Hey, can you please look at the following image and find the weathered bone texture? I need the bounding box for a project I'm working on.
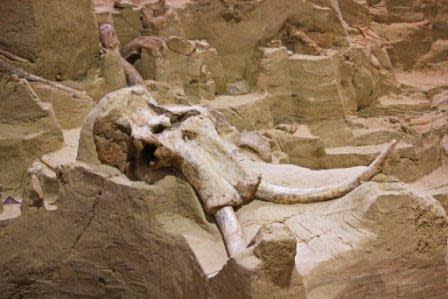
[121,57,146,86]
[79,87,396,257]
[131,108,261,213]
[166,36,196,56]
[237,130,273,162]
[98,23,120,50]
[29,174,44,208]
[97,23,146,89]
[215,206,247,257]
[0,58,88,99]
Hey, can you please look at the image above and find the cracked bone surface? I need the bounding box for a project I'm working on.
[2,0,448,296]
[79,86,395,256]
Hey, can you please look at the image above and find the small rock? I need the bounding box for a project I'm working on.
[275,123,298,134]
[249,223,297,285]
[194,39,210,49]
[267,40,282,48]
[11,74,20,82]
[227,80,250,95]
[22,161,59,211]
[166,36,196,56]
[114,0,134,9]
[389,117,400,124]
[442,136,448,157]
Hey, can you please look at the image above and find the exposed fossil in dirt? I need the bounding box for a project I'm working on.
[1,0,448,297]
[81,86,396,256]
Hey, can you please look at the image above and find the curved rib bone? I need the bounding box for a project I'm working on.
[256,140,397,204]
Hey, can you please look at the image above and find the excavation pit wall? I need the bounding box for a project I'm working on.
[2,159,447,298]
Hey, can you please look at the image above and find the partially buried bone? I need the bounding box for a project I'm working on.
[86,87,397,257]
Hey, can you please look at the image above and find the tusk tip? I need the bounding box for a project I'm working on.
[389,139,398,150]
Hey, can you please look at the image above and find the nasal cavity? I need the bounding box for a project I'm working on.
[141,143,158,165]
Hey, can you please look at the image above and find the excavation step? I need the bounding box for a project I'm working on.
[40,128,80,170]
[206,92,273,131]
[410,164,448,212]
[322,140,442,182]
[396,66,448,96]
[346,116,404,146]
[265,125,325,169]
[323,142,413,167]
[349,127,404,146]
[363,96,436,117]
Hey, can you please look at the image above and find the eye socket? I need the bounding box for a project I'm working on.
[152,124,165,134]
[141,143,158,165]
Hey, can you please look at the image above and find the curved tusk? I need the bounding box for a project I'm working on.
[256,140,397,204]
[214,206,247,257]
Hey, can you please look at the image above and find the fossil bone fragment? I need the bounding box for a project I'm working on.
[121,57,146,86]
[97,23,147,89]
[0,58,88,100]
[122,36,166,62]
[84,87,397,257]
[237,130,273,162]
[215,206,247,256]
[29,174,44,208]
[99,23,120,51]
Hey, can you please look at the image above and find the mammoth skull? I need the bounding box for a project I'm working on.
[86,86,396,257]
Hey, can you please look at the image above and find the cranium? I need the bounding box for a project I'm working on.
[80,86,396,257]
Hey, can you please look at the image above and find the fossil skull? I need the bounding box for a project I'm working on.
[81,86,396,257]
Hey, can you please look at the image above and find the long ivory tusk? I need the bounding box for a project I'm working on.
[214,206,247,257]
[256,140,397,204]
